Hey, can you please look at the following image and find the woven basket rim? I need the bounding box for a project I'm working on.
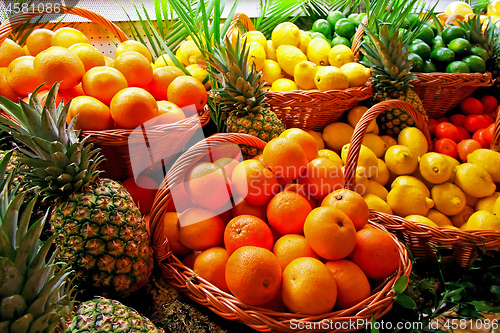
[411,71,494,87]
[265,83,373,97]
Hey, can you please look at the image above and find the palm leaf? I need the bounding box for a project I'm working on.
[254,0,307,39]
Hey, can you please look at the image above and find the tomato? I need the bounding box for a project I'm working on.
[437,117,449,123]
[482,113,495,125]
[428,118,439,137]
[456,126,471,141]
[472,129,490,148]
[460,97,484,115]
[463,114,491,133]
[480,95,498,114]
[435,122,460,142]
[434,138,459,159]
[486,123,495,142]
[450,113,466,127]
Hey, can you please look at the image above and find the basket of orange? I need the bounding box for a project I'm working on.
[148,129,412,332]
[0,4,210,180]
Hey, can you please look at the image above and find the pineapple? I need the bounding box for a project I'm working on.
[206,37,284,156]
[64,297,162,332]
[0,150,74,332]
[361,24,428,136]
[0,84,154,298]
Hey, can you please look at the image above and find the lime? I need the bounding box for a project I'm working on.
[416,26,435,44]
[430,47,455,63]
[408,53,424,72]
[412,38,425,44]
[309,31,329,41]
[425,22,439,37]
[331,35,351,47]
[442,25,466,44]
[470,46,490,62]
[402,18,411,29]
[410,41,431,60]
[348,13,360,26]
[448,37,471,55]
[431,36,446,50]
[446,61,470,73]
[462,55,486,73]
[335,18,356,39]
[358,13,367,22]
[407,13,421,28]
[327,10,345,30]
[422,60,437,73]
[313,19,332,38]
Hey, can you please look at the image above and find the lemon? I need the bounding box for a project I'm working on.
[465,192,480,208]
[317,149,343,166]
[454,163,496,198]
[339,62,372,87]
[419,152,453,185]
[314,66,349,90]
[308,130,325,150]
[341,143,378,178]
[493,196,500,215]
[176,40,205,66]
[380,135,398,149]
[450,205,475,228]
[298,30,312,54]
[431,182,466,216]
[153,53,175,68]
[391,175,431,198]
[265,40,277,61]
[442,154,460,182]
[371,123,380,135]
[405,215,439,227]
[445,1,473,17]
[363,193,393,214]
[246,42,266,71]
[328,45,355,68]
[347,106,376,132]
[271,22,301,48]
[293,61,318,90]
[365,179,389,201]
[186,64,210,89]
[354,166,369,195]
[426,209,454,227]
[362,133,387,158]
[370,158,390,186]
[461,210,500,231]
[476,192,500,212]
[385,145,418,175]
[276,45,307,76]
[322,122,353,151]
[467,149,500,183]
[387,185,434,217]
[270,78,298,91]
[397,127,428,157]
[261,59,284,85]
[307,38,331,66]
[242,30,267,48]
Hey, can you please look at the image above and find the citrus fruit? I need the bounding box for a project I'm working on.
[391,175,431,198]
[0,67,20,102]
[321,189,369,230]
[454,163,496,198]
[51,27,89,48]
[247,42,266,71]
[193,247,230,292]
[363,193,393,214]
[339,62,371,87]
[317,149,343,165]
[384,145,418,175]
[314,66,349,90]
[167,75,207,113]
[457,139,482,162]
[279,129,319,160]
[431,182,467,216]
[115,40,153,63]
[476,192,500,212]
[0,38,25,67]
[66,95,113,130]
[409,41,431,60]
[307,37,331,66]
[442,25,466,44]
[398,127,428,157]
[331,35,351,47]
[445,1,473,17]
[362,133,387,158]
[68,43,106,71]
[405,215,439,227]
[7,56,43,96]
[370,158,390,186]
[271,22,301,48]
[325,259,371,309]
[387,185,434,217]
[231,159,280,206]
[113,51,153,87]
[161,212,190,256]
[416,26,435,45]
[446,61,470,73]
[466,149,500,183]
[461,210,500,231]
[265,40,278,61]
[480,95,498,114]
[426,209,454,227]
[33,46,85,90]
[110,87,159,129]
[450,205,475,228]
[327,10,346,29]
[155,100,186,124]
[26,29,54,57]
[430,47,455,64]
[273,234,320,270]
[148,66,185,100]
[299,157,344,201]
[153,54,175,68]
[270,78,298,91]
[448,38,471,55]
[347,106,375,132]
[178,207,225,250]
[322,122,353,151]
[275,44,307,77]
[267,190,312,234]
[224,215,274,255]
[176,40,205,66]
[262,59,285,86]
[312,19,332,38]
[341,143,378,178]
[263,137,307,182]
[81,66,128,105]
[231,199,267,221]
[335,18,356,39]
[364,179,389,201]
[419,152,453,184]
[242,30,267,48]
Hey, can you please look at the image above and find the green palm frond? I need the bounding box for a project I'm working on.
[254,0,308,39]
[300,0,365,22]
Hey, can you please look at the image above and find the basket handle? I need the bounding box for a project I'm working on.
[491,105,500,152]
[0,5,129,44]
[149,133,267,263]
[343,99,432,191]
[352,15,368,62]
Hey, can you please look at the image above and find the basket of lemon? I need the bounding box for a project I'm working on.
[344,99,500,267]
[0,4,211,180]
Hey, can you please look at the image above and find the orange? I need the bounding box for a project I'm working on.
[325,259,371,309]
[213,157,240,180]
[457,139,482,162]
[166,181,193,213]
[161,211,190,256]
[208,142,242,161]
[51,27,90,48]
[184,162,232,211]
[181,250,202,269]
[121,175,158,214]
[104,56,114,67]
[7,56,43,96]
[279,128,318,161]
[193,247,230,293]
[0,67,20,102]
[82,66,128,105]
[272,234,320,270]
[303,206,357,260]
[225,246,282,306]
[26,28,54,56]
[281,257,337,315]
[263,137,307,182]
[155,100,186,125]
[299,157,345,201]
[110,87,159,129]
[68,43,106,71]
[321,189,369,230]
[284,183,317,208]
[63,82,85,98]
[231,159,280,206]
[36,89,71,106]
[148,66,185,100]
[33,46,85,90]
[167,76,207,114]
[115,40,153,63]
[224,215,274,255]
[0,38,26,67]
[178,207,225,250]
[112,51,153,87]
[67,96,114,130]
[231,198,267,221]
[349,227,400,280]
[267,190,312,234]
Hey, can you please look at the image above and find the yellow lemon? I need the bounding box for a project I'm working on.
[397,127,428,157]
[328,45,354,68]
[391,175,431,198]
[265,40,277,61]
[261,59,284,85]
[308,130,325,150]
[322,122,353,151]
[387,185,434,217]
[380,135,398,149]
[271,22,301,48]
[341,143,378,178]
[354,166,369,195]
[466,149,500,183]
[363,193,393,214]
[370,158,390,186]
[347,106,376,132]
[247,42,266,71]
[442,154,460,182]
[385,145,418,175]
[461,210,500,231]
[362,133,387,158]
[476,192,500,212]
[314,66,349,90]
[419,152,453,185]
[307,38,331,66]
[445,1,473,17]
[317,149,343,166]
[298,30,312,54]
[405,215,439,227]
[465,192,480,208]
[276,45,307,76]
[371,123,380,135]
[294,61,318,90]
[339,62,371,87]
[450,205,475,228]
[426,209,454,227]
[365,179,389,201]
[176,40,205,66]
[431,182,466,216]
[242,30,267,48]
[454,163,496,198]
[487,1,500,16]
[270,78,298,91]
[115,40,152,62]
[186,64,210,89]
[153,53,175,68]
[493,196,500,215]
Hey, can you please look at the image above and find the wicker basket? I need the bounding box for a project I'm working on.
[0,5,210,180]
[491,105,500,152]
[344,99,500,267]
[149,132,412,333]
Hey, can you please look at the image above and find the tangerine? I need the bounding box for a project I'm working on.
[155,101,186,125]
[267,190,312,234]
[272,234,320,270]
[231,159,280,206]
[51,27,90,48]
[161,211,190,256]
[263,137,307,182]
[26,28,54,56]
[112,51,153,87]
[193,247,230,293]
[457,139,482,162]
[167,75,207,114]
[321,189,369,230]
[299,157,345,201]
[33,46,85,90]
[325,259,371,309]
[178,207,225,251]
[82,66,128,105]
[7,56,43,96]
[109,87,159,129]
[0,67,20,102]
[68,43,106,71]
[224,215,274,255]
[67,95,114,130]
[279,128,318,161]
[0,38,25,67]
[115,40,153,62]
[149,66,185,100]
[231,198,268,221]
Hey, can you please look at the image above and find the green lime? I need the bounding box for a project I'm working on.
[402,18,411,29]
[358,13,367,23]
[442,25,466,44]
[335,18,356,39]
[425,22,439,37]
[312,19,332,38]
[412,38,425,44]
[416,26,435,44]
[446,61,470,73]
[448,37,471,55]
[430,47,455,63]
[348,13,360,25]
[331,35,351,47]
[408,52,424,72]
[327,10,345,30]
[423,60,437,73]
[470,46,490,62]
[462,55,486,73]
[407,13,421,29]
[409,41,431,60]
[309,31,329,41]
[431,36,446,50]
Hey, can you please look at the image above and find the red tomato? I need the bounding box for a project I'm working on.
[480,95,498,114]
[428,118,439,137]
[482,113,495,125]
[437,117,449,123]
[450,114,466,127]
[463,114,491,133]
[460,97,484,115]
[435,122,460,142]
[456,126,471,141]
[434,138,459,159]
[472,129,490,148]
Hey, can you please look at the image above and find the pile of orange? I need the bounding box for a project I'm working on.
[0,27,209,131]
[162,128,402,315]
